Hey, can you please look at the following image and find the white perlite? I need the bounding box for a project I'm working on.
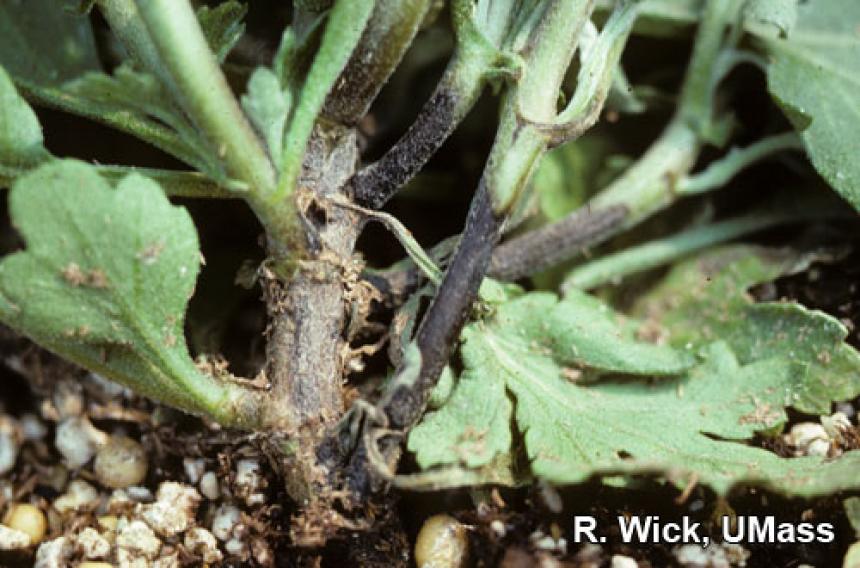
[54,417,104,468]
[211,504,242,541]
[199,471,220,500]
[75,527,111,559]
[138,482,201,537]
[53,480,100,514]
[184,527,224,564]
[34,537,71,568]
[235,459,266,506]
[116,519,162,560]
[0,523,31,550]
[611,554,639,568]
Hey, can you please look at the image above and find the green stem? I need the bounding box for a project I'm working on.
[95,167,246,198]
[679,132,802,194]
[18,82,209,172]
[561,210,801,291]
[276,0,375,199]
[678,0,742,133]
[589,118,700,227]
[132,0,276,197]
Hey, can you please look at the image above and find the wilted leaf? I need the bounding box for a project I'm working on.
[0,66,50,178]
[198,1,247,62]
[633,245,860,414]
[0,0,100,86]
[754,0,860,209]
[0,161,248,423]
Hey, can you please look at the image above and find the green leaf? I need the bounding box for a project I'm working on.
[0,66,50,178]
[410,290,695,471]
[62,65,225,179]
[277,0,375,196]
[197,1,247,62]
[242,68,291,170]
[0,161,254,425]
[596,0,703,38]
[0,0,100,86]
[845,496,860,538]
[754,0,860,209]
[411,287,860,496]
[408,358,513,469]
[532,134,620,222]
[743,0,797,38]
[633,245,860,414]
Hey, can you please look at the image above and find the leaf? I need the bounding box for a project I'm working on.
[62,65,225,179]
[410,291,695,471]
[0,66,50,178]
[242,68,290,169]
[754,0,860,210]
[0,161,248,423]
[0,0,100,86]
[846,496,860,538]
[411,287,860,496]
[277,0,375,195]
[743,0,797,38]
[633,245,860,414]
[197,1,247,62]
[596,0,703,38]
[408,359,513,469]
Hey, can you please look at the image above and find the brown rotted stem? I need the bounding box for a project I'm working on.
[488,203,629,281]
[345,180,501,497]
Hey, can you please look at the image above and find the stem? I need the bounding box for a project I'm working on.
[350,53,492,209]
[95,167,245,198]
[18,82,210,172]
[379,182,501,430]
[323,0,434,124]
[489,1,747,280]
[276,0,375,199]
[561,211,801,291]
[678,0,741,132]
[680,132,802,194]
[132,0,276,197]
[488,204,628,280]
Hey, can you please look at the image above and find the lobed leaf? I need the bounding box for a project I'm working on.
[411,248,860,495]
[197,1,247,62]
[410,290,695,472]
[633,245,860,414]
[0,161,253,424]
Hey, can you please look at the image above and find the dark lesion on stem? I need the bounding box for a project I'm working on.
[343,179,503,498]
[489,203,629,281]
[350,85,461,210]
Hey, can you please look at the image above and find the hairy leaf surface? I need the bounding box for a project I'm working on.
[755,0,860,209]
[634,245,860,414]
[0,67,50,178]
[0,161,249,423]
[411,254,860,495]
